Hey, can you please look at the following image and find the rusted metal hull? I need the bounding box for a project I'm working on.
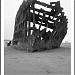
[13,0,68,52]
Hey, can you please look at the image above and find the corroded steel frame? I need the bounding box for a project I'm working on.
[13,0,68,52]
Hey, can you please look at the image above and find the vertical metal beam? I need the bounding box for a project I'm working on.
[28,5,31,36]
[25,10,27,36]
[32,1,36,27]
[39,11,45,30]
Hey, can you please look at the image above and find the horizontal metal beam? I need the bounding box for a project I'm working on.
[35,1,60,9]
[35,21,55,29]
[30,7,56,16]
[30,7,63,17]
[30,12,55,22]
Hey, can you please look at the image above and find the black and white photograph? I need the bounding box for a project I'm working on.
[4,0,74,75]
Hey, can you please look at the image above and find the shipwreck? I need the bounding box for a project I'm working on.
[12,0,68,52]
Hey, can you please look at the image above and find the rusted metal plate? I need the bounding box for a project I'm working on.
[13,0,68,52]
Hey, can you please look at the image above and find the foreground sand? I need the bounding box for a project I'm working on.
[4,43,71,75]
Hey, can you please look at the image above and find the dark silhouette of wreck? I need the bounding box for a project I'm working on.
[13,0,68,52]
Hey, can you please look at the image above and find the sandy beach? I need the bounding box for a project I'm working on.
[4,43,71,75]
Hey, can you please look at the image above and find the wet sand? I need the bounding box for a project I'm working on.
[4,43,71,75]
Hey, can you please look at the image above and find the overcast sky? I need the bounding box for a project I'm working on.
[4,0,71,42]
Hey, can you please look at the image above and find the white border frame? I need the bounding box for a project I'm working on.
[1,0,4,75]
[1,0,74,75]
[71,0,74,75]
